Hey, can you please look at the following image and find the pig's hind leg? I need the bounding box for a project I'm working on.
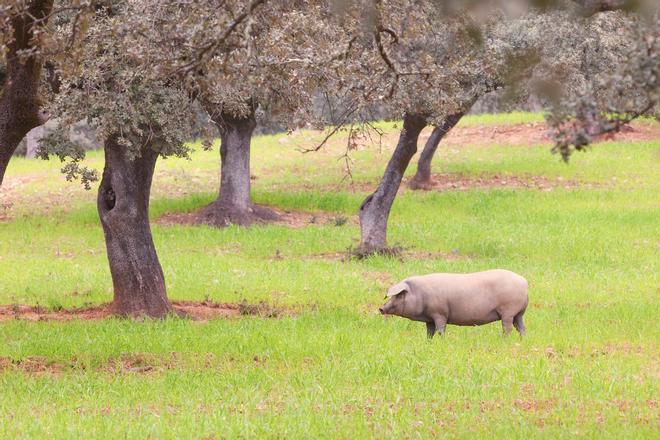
[513,312,526,336]
[433,316,447,337]
[501,315,514,336]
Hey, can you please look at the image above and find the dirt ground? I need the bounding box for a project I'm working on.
[308,249,469,262]
[279,171,596,196]
[409,173,591,192]
[0,300,285,323]
[426,121,660,148]
[155,206,357,228]
[0,352,219,375]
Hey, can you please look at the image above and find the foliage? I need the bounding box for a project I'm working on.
[35,1,197,185]
[545,10,659,160]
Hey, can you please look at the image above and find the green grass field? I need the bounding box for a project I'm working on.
[0,114,658,438]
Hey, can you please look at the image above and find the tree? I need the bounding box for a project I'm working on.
[43,0,327,316]
[408,110,468,190]
[197,102,281,227]
[157,2,336,227]
[164,0,283,227]
[406,3,658,186]
[326,0,510,254]
[97,135,172,317]
[329,0,656,255]
[0,0,93,187]
[0,1,52,188]
[358,113,426,254]
[43,3,202,317]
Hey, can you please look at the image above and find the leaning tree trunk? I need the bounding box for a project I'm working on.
[0,0,52,188]
[199,107,278,226]
[98,136,172,318]
[25,125,44,159]
[358,113,427,255]
[408,112,465,190]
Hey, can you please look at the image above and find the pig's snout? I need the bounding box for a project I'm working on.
[379,307,385,314]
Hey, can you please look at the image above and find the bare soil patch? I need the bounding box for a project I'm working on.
[307,251,353,261]
[275,209,356,228]
[0,356,67,375]
[408,172,591,192]
[0,350,291,376]
[404,249,469,261]
[0,300,287,323]
[196,202,281,227]
[527,343,653,360]
[155,205,357,229]
[153,211,198,226]
[433,121,660,148]
[278,172,595,195]
[309,248,469,262]
[0,353,191,376]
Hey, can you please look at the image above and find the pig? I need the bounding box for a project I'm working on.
[379,269,528,338]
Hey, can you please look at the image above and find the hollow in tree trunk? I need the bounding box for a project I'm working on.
[358,113,426,255]
[98,136,172,318]
[198,108,279,226]
[0,0,52,188]
[408,112,464,190]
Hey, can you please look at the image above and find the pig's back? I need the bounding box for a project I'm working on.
[410,270,525,293]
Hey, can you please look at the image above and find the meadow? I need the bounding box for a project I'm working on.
[0,113,658,438]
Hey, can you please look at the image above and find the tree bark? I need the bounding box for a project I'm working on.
[358,113,426,255]
[98,136,172,318]
[0,0,52,187]
[408,112,464,190]
[199,107,278,226]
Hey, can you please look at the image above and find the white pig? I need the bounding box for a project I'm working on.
[379,269,528,338]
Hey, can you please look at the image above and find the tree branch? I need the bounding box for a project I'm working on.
[175,0,267,76]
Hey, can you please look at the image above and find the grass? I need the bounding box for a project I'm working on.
[0,112,658,438]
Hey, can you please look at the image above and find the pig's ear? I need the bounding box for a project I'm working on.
[387,281,408,297]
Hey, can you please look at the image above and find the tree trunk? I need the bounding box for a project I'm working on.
[25,125,44,159]
[98,136,172,318]
[199,107,279,226]
[358,113,426,255]
[409,112,464,190]
[0,0,52,188]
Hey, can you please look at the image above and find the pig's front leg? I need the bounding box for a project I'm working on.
[426,322,436,339]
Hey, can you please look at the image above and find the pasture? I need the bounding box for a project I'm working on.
[0,113,658,438]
